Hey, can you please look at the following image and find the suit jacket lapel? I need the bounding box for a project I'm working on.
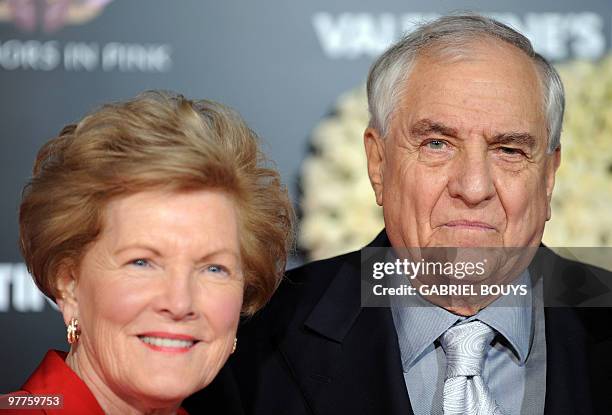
[279,231,414,415]
[278,237,611,414]
[533,248,601,414]
[543,307,593,414]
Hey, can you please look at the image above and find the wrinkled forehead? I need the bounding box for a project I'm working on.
[422,37,543,104]
[420,36,533,63]
[393,38,547,139]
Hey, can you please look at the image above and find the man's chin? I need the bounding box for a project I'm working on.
[428,231,503,248]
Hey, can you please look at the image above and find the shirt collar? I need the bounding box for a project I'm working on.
[391,269,534,370]
[470,270,533,364]
[391,295,459,370]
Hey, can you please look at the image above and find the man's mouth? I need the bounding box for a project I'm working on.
[444,220,495,230]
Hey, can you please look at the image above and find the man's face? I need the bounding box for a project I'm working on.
[365,41,561,249]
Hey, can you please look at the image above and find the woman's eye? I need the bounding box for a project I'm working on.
[206,264,229,275]
[130,258,150,267]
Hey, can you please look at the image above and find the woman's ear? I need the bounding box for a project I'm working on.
[55,263,79,326]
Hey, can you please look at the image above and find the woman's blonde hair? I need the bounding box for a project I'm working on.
[19,91,294,315]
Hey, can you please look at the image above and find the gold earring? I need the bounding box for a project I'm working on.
[231,337,237,354]
[67,318,80,344]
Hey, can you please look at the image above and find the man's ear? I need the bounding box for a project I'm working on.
[364,127,386,206]
[55,263,79,326]
[545,146,561,221]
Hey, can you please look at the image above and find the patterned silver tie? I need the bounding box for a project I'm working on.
[440,321,506,415]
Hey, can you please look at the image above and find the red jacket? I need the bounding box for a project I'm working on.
[2,350,189,414]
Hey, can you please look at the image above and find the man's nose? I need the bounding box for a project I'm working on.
[155,268,197,321]
[447,150,496,206]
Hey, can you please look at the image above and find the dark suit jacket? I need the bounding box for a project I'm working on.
[186,230,612,415]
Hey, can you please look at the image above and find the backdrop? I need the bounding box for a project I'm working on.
[1,0,611,391]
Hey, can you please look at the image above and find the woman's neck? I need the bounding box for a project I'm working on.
[65,346,182,415]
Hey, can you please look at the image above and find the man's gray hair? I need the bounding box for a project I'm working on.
[366,14,564,153]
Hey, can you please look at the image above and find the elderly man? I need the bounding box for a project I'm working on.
[186,14,612,415]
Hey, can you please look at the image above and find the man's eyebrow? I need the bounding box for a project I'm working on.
[410,119,459,138]
[490,132,537,149]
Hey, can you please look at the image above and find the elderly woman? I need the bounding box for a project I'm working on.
[9,91,293,414]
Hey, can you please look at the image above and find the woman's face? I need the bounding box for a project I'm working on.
[61,189,244,407]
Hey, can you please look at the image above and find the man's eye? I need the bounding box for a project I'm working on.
[499,147,524,156]
[425,139,446,150]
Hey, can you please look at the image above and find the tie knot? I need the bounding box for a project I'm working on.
[440,320,495,379]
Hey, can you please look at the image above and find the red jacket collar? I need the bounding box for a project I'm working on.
[21,350,189,415]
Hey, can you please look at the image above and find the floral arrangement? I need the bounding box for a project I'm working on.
[299,57,612,261]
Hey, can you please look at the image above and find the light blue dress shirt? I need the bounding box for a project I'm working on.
[390,271,547,415]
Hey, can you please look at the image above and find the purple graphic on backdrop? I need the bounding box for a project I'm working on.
[0,0,113,32]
